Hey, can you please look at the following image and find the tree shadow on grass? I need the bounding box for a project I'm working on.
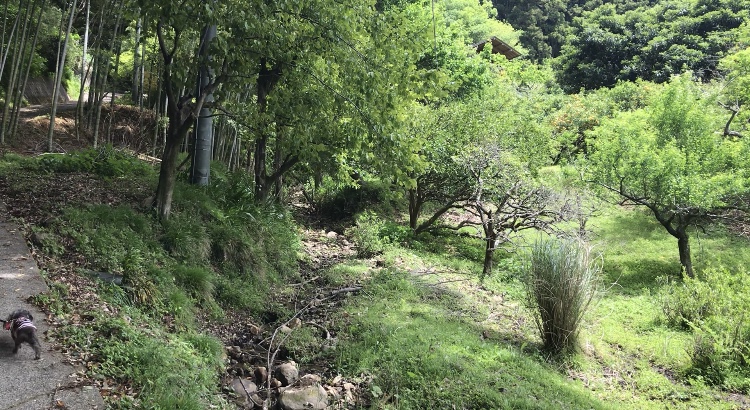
[339,272,613,410]
[603,257,680,295]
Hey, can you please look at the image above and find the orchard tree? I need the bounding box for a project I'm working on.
[586,75,750,277]
[405,102,477,234]
[462,142,570,277]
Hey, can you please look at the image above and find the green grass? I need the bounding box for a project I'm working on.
[321,203,750,409]
[334,270,609,409]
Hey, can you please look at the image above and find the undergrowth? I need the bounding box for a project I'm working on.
[3,150,300,408]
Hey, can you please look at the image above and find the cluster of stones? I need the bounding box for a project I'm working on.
[228,349,361,410]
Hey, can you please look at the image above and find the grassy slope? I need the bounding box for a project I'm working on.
[325,206,749,409]
[1,146,748,408]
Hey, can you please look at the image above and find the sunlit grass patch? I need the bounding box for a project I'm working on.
[334,269,609,410]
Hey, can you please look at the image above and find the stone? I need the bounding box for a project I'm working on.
[274,361,299,387]
[278,384,328,410]
[231,378,257,404]
[289,318,302,329]
[326,231,338,239]
[298,374,322,387]
[254,366,268,385]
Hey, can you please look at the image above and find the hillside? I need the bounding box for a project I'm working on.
[0,105,748,409]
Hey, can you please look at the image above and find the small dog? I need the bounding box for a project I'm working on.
[3,309,41,360]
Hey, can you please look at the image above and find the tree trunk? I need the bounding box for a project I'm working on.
[156,126,182,221]
[189,25,216,186]
[10,0,45,139]
[0,0,26,144]
[253,60,281,202]
[482,220,496,278]
[47,0,78,151]
[408,189,420,231]
[0,0,21,89]
[131,15,142,105]
[677,228,694,278]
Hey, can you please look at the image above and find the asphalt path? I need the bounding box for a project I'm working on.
[0,203,104,410]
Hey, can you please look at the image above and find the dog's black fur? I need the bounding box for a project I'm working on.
[5,309,41,359]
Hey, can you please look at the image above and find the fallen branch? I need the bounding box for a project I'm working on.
[305,321,331,340]
[327,286,362,298]
[427,278,471,287]
[290,275,320,287]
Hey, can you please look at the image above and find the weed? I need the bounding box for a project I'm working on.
[661,266,750,390]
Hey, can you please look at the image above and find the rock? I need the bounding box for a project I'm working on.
[298,374,322,387]
[248,324,261,335]
[326,231,338,239]
[254,366,268,385]
[228,345,242,357]
[274,361,299,386]
[270,378,283,389]
[141,196,155,209]
[230,378,257,405]
[30,231,46,247]
[279,325,293,334]
[278,384,328,410]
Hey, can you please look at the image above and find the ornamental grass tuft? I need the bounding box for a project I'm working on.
[524,237,602,353]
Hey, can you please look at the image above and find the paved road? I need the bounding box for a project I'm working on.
[0,203,104,410]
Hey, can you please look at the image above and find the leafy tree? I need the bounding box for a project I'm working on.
[138,0,425,219]
[404,101,476,234]
[586,75,750,277]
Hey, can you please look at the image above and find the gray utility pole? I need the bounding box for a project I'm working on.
[190,24,217,186]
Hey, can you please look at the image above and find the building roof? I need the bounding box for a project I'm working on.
[473,36,521,60]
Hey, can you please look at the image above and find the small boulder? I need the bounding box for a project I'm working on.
[289,318,302,329]
[230,378,257,405]
[274,361,299,386]
[254,366,268,385]
[298,374,322,387]
[326,231,338,239]
[278,384,328,410]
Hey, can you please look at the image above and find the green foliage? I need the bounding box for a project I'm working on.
[346,211,391,258]
[161,214,211,265]
[523,237,602,353]
[555,0,748,92]
[587,75,750,274]
[660,266,750,389]
[60,205,164,276]
[172,265,215,303]
[54,313,225,409]
[34,146,156,178]
[316,178,395,220]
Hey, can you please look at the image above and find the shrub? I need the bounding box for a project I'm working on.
[523,237,602,353]
[347,211,389,258]
[316,178,394,219]
[660,266,750,389]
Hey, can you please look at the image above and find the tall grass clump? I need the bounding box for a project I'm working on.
[523,237,602,353]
